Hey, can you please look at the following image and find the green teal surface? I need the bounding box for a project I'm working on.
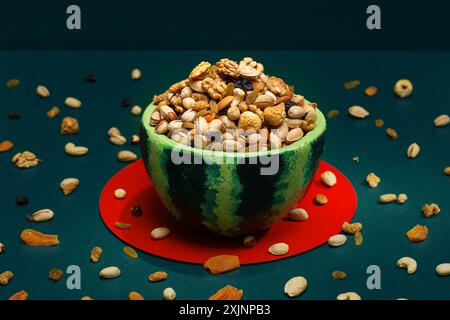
[1,51,449,300]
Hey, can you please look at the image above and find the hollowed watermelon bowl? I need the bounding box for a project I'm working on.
[140,103,326,236]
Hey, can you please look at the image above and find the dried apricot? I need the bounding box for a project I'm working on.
[406,225,428,242]
[204,255,240,275]
[9,290,28,300]
[209,285,243,300]
[128,291,144,300]
[20,229,59,246]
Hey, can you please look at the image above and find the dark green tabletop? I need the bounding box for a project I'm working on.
[1,51,449,300]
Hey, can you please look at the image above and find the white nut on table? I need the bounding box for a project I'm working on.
[328,234,347,247]
[163,287,176,300]
[284,276,307,298]
[26,209,54,222]
[100,266,121,279]
[396,257,417,275]
[114,188,127,199]
[151,227,171,240]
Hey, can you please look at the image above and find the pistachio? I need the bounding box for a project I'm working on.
[118,150,138,162]
[254,94,275,109]
[60,178,79,195]
[268,243,289,256]
[286,128,304,144]
[159,105,177,121]
[131,134,140,145]
[64,97,82,109]
[36,85,50,98]
[65,142,88,156]
[155,120,169,134]
[288,105,306,119]
[150,111,161,125]
[151,227,170,240]
[100,266,121,279]
[27,208,54,222]
[337,292,362,300]
[328,234,347,247]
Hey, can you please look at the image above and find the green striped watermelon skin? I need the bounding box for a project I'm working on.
[140,104,326,236]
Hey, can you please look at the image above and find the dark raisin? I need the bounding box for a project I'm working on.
[233,77,253,91]
[8,112,20,120]
[84,73,96,82]
[16,196,29,205]
[121,98,131,107]
[131,205,142,217]
[284,101,296,109]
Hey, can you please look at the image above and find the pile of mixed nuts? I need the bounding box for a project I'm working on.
[151,57,319,152]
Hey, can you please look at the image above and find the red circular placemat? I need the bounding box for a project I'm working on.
[99,160,357,265]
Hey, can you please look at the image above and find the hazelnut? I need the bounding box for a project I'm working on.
[264,104,286,126]
[238,111,262,131]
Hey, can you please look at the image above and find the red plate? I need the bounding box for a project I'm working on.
[99,160,357,264]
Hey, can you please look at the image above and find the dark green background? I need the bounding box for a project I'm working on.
[2,0,450,50]
[0,51,449,300]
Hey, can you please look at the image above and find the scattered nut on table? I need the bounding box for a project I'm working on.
[99,266,121,279]
[366,172,381,188]
[328,234,347,247]
[26,208,54,222]
[288,208,309,221]
[114,188,127,199]
[60,178,79,195]
[12,151,40,168]
[36,85,50,98]
[163,287,176,300]
[284,276,307,298]
[422,203,440,217]
[321,171,337,187]
[151,227,171,240]
[394,79,413,98]
[396,257,417,274]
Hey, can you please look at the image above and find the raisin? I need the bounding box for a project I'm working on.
[121,97,131,107]
[84,73,96,82]
[8,112,20,120]
[16,196,29,206]
[284,101,296,109]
